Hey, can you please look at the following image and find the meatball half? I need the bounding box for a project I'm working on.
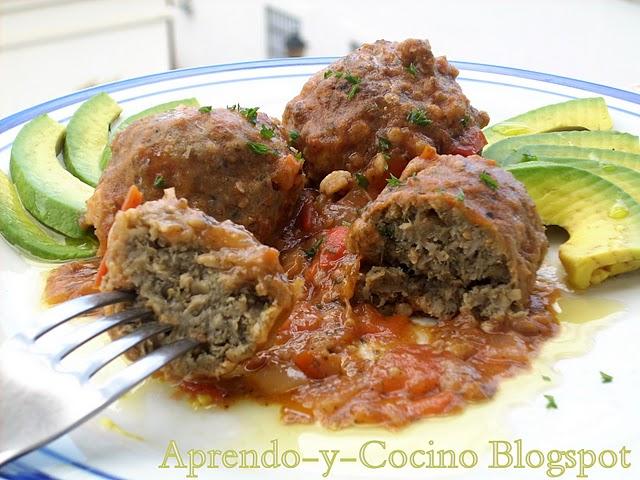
[100,189,294,379]
[348,154,547,320]
[85,106,304,252]
[283,39,489,186]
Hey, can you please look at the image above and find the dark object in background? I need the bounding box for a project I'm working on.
[286,32,306,57]
[266,6,303,58]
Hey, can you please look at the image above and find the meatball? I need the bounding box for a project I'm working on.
[283,39,489,186]
[85,106,304,252]
[100,189,295,379]
[348,153,547,320]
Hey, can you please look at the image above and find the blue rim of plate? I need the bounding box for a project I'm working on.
[0,57,639,135]
[0,57,639,480]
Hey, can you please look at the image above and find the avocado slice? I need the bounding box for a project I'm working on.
[99,97,199,170]
[64,93,122,186]
[507,161,640,288]
[0,170,97,260]
[505,144,640,171]
[483,97,612,146]
[10,115,94,238]
[484,130,640,165]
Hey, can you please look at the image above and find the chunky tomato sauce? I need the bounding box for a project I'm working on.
[45,187,559,429]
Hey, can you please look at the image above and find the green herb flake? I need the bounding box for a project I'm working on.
[406,62,418,76]
[355,172,369,189]
[240,106,259,125]
[304,238,324,259]
[600,371,613,383]
[460,115,470,127]
[407,108,431,126]
[294,151,304,162]
[455,189,465,202]
[247,141,271,155]
[386,174,405,188]
[544,394,558,409]
[289,130,300,142]
[333,71,344,79]
[226,103,240,111]
[324,70,334,79]
[259,124,275,140]
[345,73,360,85]
[198,105,212,113]
[521,153,538,162]
[378,136,391,152]
[153,174,166,188]
[347,84,360,100]
[479,171,499,190]
[542,375,551,382]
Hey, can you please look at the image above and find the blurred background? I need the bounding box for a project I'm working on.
[1,0,639,118]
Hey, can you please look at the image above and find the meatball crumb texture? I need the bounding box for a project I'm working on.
[283,39,490,186]
[85,106,304,253]
[100,189,295,380]
[348,154,547,320]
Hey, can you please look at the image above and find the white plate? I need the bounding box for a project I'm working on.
[1,59,639,480]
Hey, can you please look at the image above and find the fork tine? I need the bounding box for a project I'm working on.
[25,291,135,341]
[77,322,172,380]
[99,339,199,400]
[49,308,152,361]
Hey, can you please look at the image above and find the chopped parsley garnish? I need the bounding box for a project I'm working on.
[378,136,391,152]
[304,238,324,259]
[226,103,240,111]
[544,394,558,409]
[386,174,404,188]
[600,371,613,383]
[259,124,275,140]
[460,115,470,127]
[455,189,465,202]
[345,73,360,85]
[542,375,551,382]
[521,153,538,162]
[324,70,333,79]
[355,172,369,189]
[240,106,259,125]
[198,105,212,113]
[480,171,499,190]
[407,108,431,126]
[153,174,166,188]
[406,62,418,76]
[333,71,344,78]
[294,151,304,162]
[289,129,300,142]
[347,84,360,100]
[247,141,271,155]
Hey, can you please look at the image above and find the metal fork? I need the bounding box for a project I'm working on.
[0,291,199,467]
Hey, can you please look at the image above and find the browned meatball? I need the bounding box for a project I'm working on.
[283,39,490,187]
[85,106,304,252]
[348,153,547,320]
[101,189,294,379]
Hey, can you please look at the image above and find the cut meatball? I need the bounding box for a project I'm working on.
[283,39,489,186]
[100,189,294,379]
[85,106,304,253]
[348,153,547,320]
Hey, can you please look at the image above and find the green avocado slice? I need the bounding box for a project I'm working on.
[506,161,640,289]
[484,130,640,165]
[99,97,199,170]
[0,170,97,260]
[504,144,640,171]
[64,93,122,186]
[483,97,612,146]
[10,114,94,238]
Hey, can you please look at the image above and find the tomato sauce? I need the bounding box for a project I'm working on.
[44,187,559,429]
